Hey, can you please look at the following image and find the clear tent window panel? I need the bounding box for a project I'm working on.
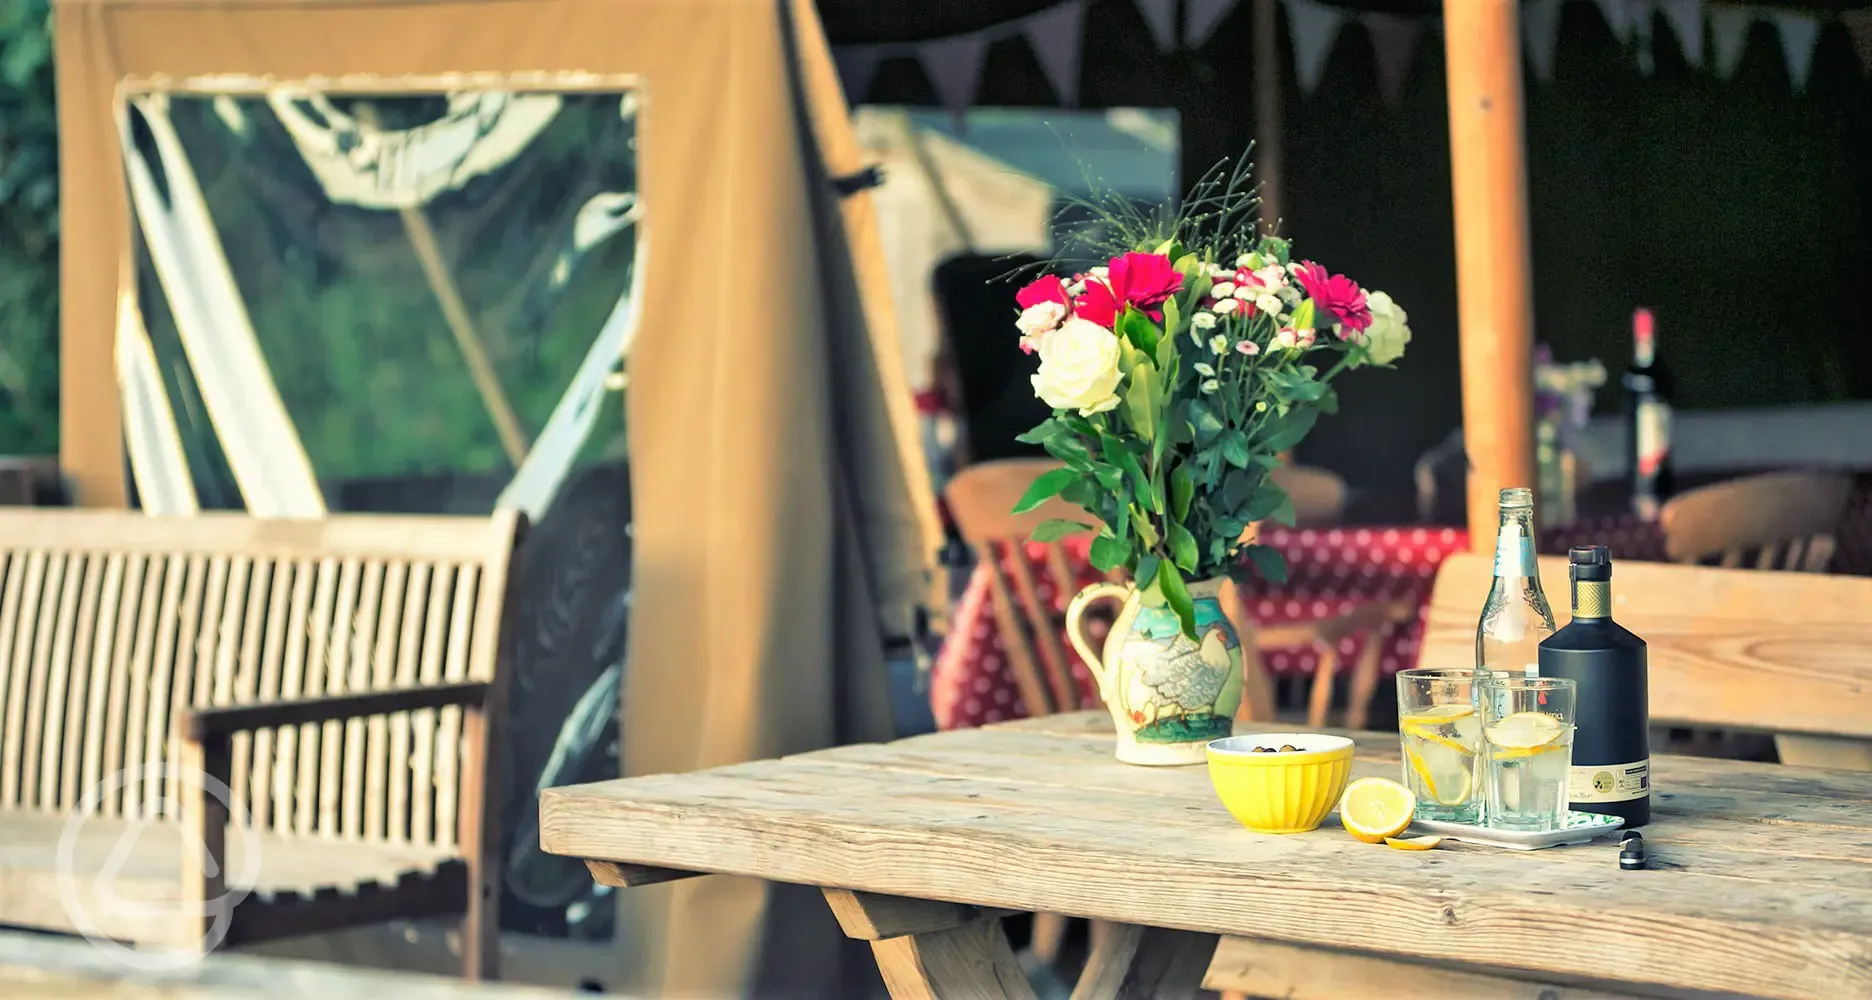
[120,85,641,520]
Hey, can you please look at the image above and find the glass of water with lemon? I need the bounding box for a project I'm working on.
[1395,668,1488,824]
[1480,675,1577,831]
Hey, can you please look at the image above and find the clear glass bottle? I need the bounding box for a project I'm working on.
[1476,487,1557,678]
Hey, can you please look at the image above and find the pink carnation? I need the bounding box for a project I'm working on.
[1293,260,1372,334]
[1075,252,1184,328]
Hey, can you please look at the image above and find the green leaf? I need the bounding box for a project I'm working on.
[1156,559,1198,639]
[1090,533,1129,573]
[1118,306,1160,356]
[1257,235,1291,265]
[1267,495,1297,526]
[1091,461,1124,492]
[1162,296,1182,341]
[1168,522,1199,573]
[1060,477,1100,509]
[1134,552,1161,588]
[1013,419,1063,446]
[1170,463,1195,521]
[1243,544,1289,585]
[1257,407,1319,453]
[1245,480,1290,521]
[1114,502,1132,543]
[1290,299,1318,333]
[1220,430,1252,469]
[1031,519,1093,543]
[1133,515,1161,548]
[1122,361,1160,446]
[1189,399,1226,445]
[1107,437,1154,511]
[1221,468,1258,512]
[1012,467,1078,514]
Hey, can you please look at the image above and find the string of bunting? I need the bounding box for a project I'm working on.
[832,0,1872,111]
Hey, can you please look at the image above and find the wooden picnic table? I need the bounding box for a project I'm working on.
[539,711,1872,1000]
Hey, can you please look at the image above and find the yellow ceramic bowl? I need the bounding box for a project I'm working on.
[1206,733,1355,834]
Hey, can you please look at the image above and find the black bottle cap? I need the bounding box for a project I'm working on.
[1618,830,1646,870]
[1570,545,1612,582]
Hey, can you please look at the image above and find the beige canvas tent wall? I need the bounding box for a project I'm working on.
[54,0,939,992]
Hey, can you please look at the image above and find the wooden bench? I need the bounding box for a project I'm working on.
[0,509,524,980]
[1214,552,1872,999]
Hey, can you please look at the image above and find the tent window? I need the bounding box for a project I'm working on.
[120,85,643,521]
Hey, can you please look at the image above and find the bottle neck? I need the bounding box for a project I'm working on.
[1492,509,1538,580]
[1572,578,1612,620]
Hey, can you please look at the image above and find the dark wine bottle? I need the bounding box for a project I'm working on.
[1537,545,1650,827]
[1623,308,1674,521]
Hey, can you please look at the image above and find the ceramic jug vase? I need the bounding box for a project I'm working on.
[1065,578,1244,765]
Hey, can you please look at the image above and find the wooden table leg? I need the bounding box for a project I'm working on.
[1071,922,1217,1000]
[821,889,1035,1000]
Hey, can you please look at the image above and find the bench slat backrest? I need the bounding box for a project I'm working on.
[0,510,521,850]
[1423,553,1872,740]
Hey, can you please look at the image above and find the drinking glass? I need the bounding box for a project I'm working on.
[1395,668,1486,824]
[1479,676,1577,831]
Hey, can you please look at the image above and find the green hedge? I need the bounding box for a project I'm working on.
[0,0,57,454]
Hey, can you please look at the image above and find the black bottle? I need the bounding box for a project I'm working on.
[1537,546,1650,826]
[1623,307,1674,521]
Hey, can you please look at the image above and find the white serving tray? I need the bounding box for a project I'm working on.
[1411,810,1625,851]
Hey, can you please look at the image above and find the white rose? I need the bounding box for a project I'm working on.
[1031,317,1124,416]
[1364,290,1412,365]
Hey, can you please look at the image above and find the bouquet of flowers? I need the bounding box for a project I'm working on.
[1009,160,1410,638]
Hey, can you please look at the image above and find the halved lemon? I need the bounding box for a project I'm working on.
[1484,711,1568,760]
[1340,777,1416,843]
[1384,835,1444,851]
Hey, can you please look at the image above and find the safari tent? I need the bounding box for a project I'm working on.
[53,0,939,991]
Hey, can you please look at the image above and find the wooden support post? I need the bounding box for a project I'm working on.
[1445,0,1538,551]
[1253,0,1284,232]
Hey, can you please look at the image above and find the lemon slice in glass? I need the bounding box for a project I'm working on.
[1340,777,1416,843]
[1401,703,1480,756]
[1405,744,1474,805]
[1484,710,1568,760]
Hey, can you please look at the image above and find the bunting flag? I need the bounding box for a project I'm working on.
[1658,0,1706,69]
[1595,0,1638,45]
[1285,0,1345,94]
[1709,5,1755,79]
[1186,0,1243,49]
[1134,0,1178,53]
[1770,10,1820,91]
[1363,13,1420,107]
[920,34,987,115]
[1026,0,1088,105]
[833,47,880,104]
[1522,0,1566,82]
[1845,9,1872,76]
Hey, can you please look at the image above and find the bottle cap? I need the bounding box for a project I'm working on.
[1633,308,1655,342]
[1569,545,1611,582]
[1618,830,1646,871]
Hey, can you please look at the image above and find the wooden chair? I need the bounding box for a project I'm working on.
[1659,469,1852,572]
[1220,552,1872,999]
[1657,470,1854,765]
[0,508,524,980]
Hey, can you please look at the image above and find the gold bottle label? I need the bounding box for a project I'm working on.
[1573,580,1610,618]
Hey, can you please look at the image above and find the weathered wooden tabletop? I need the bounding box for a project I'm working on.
[539,711,1872,1000]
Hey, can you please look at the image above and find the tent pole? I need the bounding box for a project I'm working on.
[1444,0,1536,552]
[1252,0,1283,233]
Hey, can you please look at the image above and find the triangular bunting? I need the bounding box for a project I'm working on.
[833,47,880,104]
[1186,0,1244,49]
[1770,11,1819,91]
[920,34,988,115]
[1709,6,1754,80]
[1026,0,1088,105]
[1133,0,1177,53]
[1363,13,1420,107]
[1845,10,1872,77]
[1658,0,1705,69]
[1522,0,1565,82]
[1595,0,1637,44]
[1284,0,1344,93]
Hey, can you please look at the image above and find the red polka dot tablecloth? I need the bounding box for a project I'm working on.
[929,518,1704,730]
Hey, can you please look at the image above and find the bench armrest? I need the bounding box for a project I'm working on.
[180,681,493,741]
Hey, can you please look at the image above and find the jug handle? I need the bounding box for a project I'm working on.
[1065,583,1129,700]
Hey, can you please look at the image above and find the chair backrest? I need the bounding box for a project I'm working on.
[0,509,522,852]
[944,459,1090,717]
[1659,470,1852,571]
[1268,464,1348,528]
[1422,553,1872,741]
